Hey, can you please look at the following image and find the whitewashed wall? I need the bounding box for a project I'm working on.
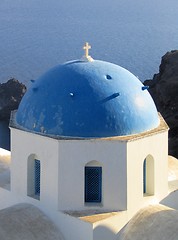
[11,127,128,212]
[10,128,59,212]
[127,130,168,217]
[58,139,127,211]
[9,124,169,240]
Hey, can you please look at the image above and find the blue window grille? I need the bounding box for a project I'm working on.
[35,160,40,196]
[143,159,146,194]
[85,166,102,203]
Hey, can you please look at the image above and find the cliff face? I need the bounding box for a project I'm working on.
[0,78,26,121]
[144,50,178,158]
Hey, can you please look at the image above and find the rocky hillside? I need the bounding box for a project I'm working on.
[0,78,26,121]
[144,50,178,158]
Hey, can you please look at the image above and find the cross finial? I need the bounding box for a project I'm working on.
[82,42,93,62]
[83,42,91,58]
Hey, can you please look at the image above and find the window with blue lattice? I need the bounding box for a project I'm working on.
[34,160,40,196]
[85,166,102,203]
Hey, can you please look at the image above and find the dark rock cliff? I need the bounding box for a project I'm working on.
[144,50,178,158]
[0,78,26,121]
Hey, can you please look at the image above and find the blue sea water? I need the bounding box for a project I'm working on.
[0,0,178,85]
[0,0,178,149]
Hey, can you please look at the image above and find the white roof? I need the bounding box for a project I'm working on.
[0,203,64,240]
[118,204,178,240]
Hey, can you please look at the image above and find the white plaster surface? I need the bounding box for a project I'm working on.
[3,116,172,240]
[117,204,178,240]
[0,203,64,240]
[126,130,168,218]
[58,139,127,211]
[168,155,178,191]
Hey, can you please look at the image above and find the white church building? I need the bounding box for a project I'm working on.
[0,43,178,240]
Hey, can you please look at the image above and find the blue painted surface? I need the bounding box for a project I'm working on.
[85,166,102,203]
[16,59,160,138]
[35,159,40,196]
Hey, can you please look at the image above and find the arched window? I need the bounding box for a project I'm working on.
[85,161,102,203]
[27,154,41,200]
[143,155,154,195]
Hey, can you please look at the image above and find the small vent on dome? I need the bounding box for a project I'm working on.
[32,87,38,92]
[99,92,120,104]
[105,75,112,80]
[112,92,120,98]
[142,86,149,91]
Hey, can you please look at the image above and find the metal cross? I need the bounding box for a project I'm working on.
[83,42,91,58]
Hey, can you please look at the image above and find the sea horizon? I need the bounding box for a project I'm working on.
[0,0,178,85]
[1,0,178,149]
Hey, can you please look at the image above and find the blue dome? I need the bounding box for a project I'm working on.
[16,59,160,138]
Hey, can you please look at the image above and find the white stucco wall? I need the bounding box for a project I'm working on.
[10,128,59,212]
[93,211,128,240]
[10,126,169,216]
[126,130,168,217]
[53,211,94,240]
[58,140,127,211]
[8,123,169,240]
[11,128,128,212]
[9,128,129,240]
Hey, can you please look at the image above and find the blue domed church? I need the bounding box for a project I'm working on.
[0,43,172,240]
[16,56,159,138]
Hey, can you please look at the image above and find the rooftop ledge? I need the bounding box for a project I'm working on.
[9,111,169,142]
[63,209,125,223]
